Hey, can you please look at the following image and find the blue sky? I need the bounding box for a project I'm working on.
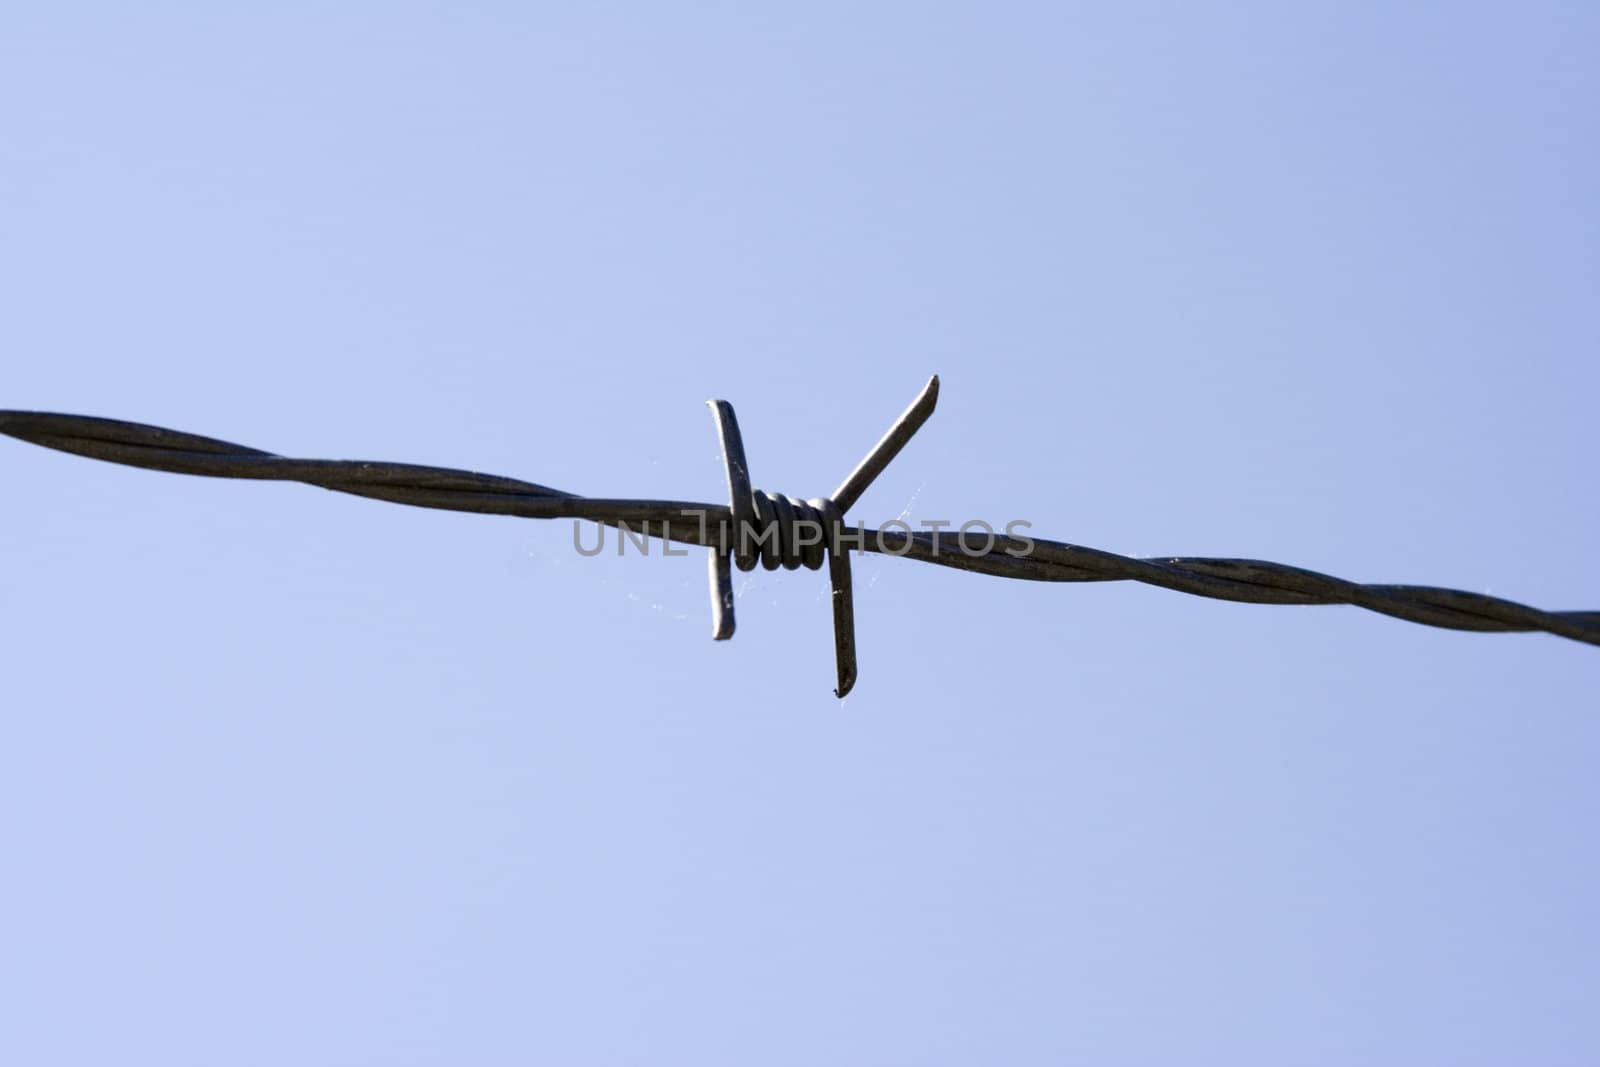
[3,4,1597,1064]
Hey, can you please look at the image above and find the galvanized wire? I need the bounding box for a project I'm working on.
[3,380,1596,697]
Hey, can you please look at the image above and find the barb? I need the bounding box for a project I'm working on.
[3,381,1596,697]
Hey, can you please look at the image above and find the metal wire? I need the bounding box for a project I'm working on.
[4,378,1596,697]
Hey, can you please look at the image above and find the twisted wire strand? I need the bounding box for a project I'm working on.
[3,395,1597,697]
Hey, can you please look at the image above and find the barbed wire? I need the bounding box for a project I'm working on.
[4,376,1596,697]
